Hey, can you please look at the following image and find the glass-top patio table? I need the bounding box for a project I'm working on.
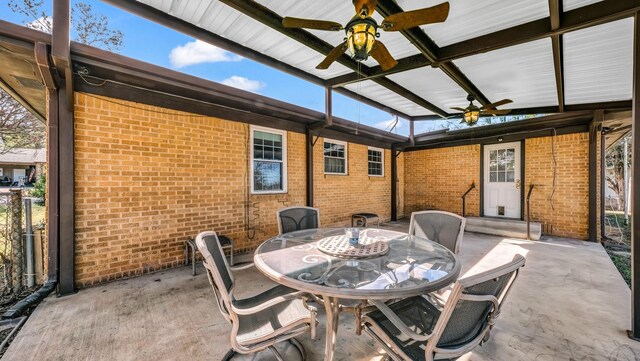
[254,228,461,361]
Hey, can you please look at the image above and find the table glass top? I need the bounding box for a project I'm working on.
[254,228,460,299]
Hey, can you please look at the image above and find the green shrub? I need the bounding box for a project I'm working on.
[33,173,46,205]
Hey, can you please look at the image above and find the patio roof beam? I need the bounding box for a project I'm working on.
[630,10,640,341]
[327,0,640,85]
[52,0,73,112]
[216,0,448,117]
[550,0,566,112]
[375,0,491,107]
[412,100,633,121]
[99,0,412,120]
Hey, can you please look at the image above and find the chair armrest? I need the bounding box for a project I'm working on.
[231,286,310,315]
[369,300,432,342]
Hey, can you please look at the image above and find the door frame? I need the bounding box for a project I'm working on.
[479,140,525,220]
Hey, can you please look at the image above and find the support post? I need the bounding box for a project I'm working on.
[325,87,333,127]
[409,120,415,146]
[391,145,398,221]
[630,11,640,341]
[306,128,314,207]
[53,0,74,295]
[588,113,600,242]
[601,125,606,241]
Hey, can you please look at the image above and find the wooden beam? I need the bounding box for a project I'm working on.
[216,0,448,117]
[375,0,491,106]
[326,54,430,87]
[589,111,602,242]
[630,10,640,341]
[550,0,565,112]
[306,128,314,207]
[331,0,640,85]
[35,42,57,90]
[52,0,72,112]
[325,87,333,127]
[413,100,633,121]
[100,0,415,120]
[46,88,59,283]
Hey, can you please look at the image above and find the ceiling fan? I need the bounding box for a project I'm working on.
[282,0,450,71]
[451,95,513,126]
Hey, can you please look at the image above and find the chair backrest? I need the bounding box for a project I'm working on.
[195,231,235,322]
[427,255,526,358]
[276,206,320,234]
[408,210,466,254]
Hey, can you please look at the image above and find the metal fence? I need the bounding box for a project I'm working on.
[0,190,42,295]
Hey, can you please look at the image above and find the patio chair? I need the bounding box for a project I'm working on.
[276,206,320,235]
[362,254,526,361]
[409,210,466,254]
[195,231,317,361]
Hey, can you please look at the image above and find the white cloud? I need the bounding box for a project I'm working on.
[26,16,52,33]
[220,76,265,93]
[169,40,241,68]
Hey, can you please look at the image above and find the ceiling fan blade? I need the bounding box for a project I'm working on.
[316,41,348,69]
[482,98,513,110]
[369,40,398,71]
[282,17,343,31]
[353,0,378,17]
[481,109,512,116]
[381,2,449,31]
[450,107,467,112]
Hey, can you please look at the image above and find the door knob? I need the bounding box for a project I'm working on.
[515,179,521,189]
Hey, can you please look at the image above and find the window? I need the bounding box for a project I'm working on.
[324,139,347,174]
[368,147,384,176]
[488,148,515,182]
[251,126,287,193]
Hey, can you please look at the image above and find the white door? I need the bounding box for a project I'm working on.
[484,142,521,218]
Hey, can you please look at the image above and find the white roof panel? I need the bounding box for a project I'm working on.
[564,18,633,105]
[397,0,549,47]
[140,0,354,79]
[344,80,434,117]
[387,67,469,112]
[455,38,558,109]
[563,0,603,12]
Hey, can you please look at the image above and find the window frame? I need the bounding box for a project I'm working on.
[323,139,348,175]
[367,147,384,177]
[250,125,288,194]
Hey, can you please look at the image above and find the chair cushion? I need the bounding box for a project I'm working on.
[365,297,441,361]
[233,285,311,346]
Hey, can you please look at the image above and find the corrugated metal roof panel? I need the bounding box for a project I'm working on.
[387,67,469,112]
[398,0,549,47]
[344,80,434,117]
[454,38,558,108]
[140,0,354,79]
[564,18,633,105]
[563,0,603,11]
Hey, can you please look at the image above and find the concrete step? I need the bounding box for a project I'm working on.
[465,217,541,240]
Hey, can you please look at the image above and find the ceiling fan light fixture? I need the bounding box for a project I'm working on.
[346,17,378,61]
[463,109,480,126]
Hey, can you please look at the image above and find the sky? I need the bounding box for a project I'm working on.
[0,0,464,136]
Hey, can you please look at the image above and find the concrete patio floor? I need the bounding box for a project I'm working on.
[4,222,639,361]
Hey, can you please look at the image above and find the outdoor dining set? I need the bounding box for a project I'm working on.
[194,207,526,361]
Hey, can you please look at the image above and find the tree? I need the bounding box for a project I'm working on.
[605,134,632,212]
[0,0,125,153]
[0,91,45,154]
[8,0,124,51]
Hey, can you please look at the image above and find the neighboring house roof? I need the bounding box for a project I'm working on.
[0,148,46,165]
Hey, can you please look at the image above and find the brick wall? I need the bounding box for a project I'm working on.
[404,145,480,216]
[73,93,398,287]
[403,133,591,240]
[525,133,589,239]
[312,140,393,226]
